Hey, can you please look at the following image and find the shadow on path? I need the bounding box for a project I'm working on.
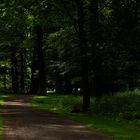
[1,95,113,140]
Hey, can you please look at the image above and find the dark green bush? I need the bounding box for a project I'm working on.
[92,94,140,121]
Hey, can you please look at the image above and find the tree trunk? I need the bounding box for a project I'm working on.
[76,0,90,112]
[55,75,63,94]
[64,76,73,94]
[88,0,101,97]
[19,52,25,94]
[3,74,6,89]
[30,25,46,95]
[36,26,47,95]
[11,53,19,94]
[30,39,39,95]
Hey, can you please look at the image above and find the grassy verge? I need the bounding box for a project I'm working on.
[69,114,140,140]
[32,93,140,140]
[0,115,3,139]
[0,94,9,138]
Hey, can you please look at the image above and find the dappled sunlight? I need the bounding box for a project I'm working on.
[1,95,112,140]
[4,101,31,107]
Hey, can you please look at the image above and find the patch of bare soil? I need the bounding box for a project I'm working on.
[1,95,113,140]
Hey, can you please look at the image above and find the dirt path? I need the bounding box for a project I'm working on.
[1,95,113,140]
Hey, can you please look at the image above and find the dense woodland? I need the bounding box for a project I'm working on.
[0,0,140,112]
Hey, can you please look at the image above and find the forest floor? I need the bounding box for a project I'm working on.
[0,95,113,140]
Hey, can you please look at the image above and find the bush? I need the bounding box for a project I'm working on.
[92,92,140,121]
[32,94,83,112]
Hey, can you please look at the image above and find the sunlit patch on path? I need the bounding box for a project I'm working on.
[1,95,113,140]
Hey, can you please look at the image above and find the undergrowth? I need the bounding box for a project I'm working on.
[93,94,140,122]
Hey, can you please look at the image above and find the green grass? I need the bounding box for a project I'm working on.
[0,94,6,106]
[0,116,3,139]
[32,93,140,140]
[0,93,9,138]
[32,95,83,112]
[69,114,140,140]
[0,94,8,105]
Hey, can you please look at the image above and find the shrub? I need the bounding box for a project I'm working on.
[92,92,140,121]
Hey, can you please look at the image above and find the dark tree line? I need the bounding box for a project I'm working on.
[0,0,140,112]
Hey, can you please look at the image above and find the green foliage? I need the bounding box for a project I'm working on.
[0,0,140,96]
[45,27,80,76]
[0,94,6,105]
[92,91,140,121]
[32,94,83,112]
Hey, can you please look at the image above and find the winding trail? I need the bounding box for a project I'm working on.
[1,95,113,140]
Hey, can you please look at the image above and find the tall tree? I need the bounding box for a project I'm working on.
[30,25,46,95]
[76,0,90,112]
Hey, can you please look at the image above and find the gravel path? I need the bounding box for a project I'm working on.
[1,95,113,140]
